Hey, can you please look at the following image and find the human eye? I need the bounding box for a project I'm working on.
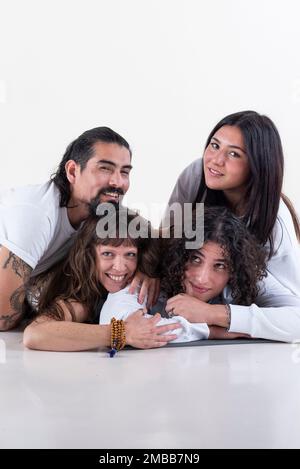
[190,255,201,264]
[121,169,130,176]
[102,251,113,257]
[210,141,219,150]
[228,151,240,158]
[126,252,137,258]
[215,262,227,270]
[99,165,112,172]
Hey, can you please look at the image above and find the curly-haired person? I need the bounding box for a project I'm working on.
[161,206,267,340]
[100,206,300,342]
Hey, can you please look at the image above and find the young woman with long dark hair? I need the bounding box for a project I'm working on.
[161,111,300,340]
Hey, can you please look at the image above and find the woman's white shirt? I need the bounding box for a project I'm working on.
[162,158,300,342]
[99,286,209,342]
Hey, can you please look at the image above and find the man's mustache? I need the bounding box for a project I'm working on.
[88,187,124,215]
[99,187,124,196]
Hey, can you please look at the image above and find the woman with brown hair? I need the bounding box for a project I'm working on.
[23,207,179,352]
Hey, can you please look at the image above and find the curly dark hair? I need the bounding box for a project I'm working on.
[161,206,267,305]
[26,206,160,322]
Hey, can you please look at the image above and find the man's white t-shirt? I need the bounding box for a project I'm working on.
[0,181,77,276]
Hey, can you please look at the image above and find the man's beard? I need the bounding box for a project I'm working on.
[88,187,124,216]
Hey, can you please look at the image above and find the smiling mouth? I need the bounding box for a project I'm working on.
[102,191,121,200]
[105,273,126,282]
[191,283,210,293]
[208,167,224,177]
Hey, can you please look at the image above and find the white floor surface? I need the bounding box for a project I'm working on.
[1,331,300,449]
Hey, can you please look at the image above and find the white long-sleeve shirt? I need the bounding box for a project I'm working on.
[99,276,300,343]
[163,158,300,297]
[161,158,300,342]
[228,273,300,342]
[99,286,210,342]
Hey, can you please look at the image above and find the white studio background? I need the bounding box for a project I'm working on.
[0,0,299,225]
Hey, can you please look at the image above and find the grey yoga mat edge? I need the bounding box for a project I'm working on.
[125,338,278,349]
[164,338,277,347]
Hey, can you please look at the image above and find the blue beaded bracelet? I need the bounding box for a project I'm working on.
[109,347,117,358]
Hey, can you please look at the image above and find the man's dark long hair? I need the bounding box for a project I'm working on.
[51,126,132,207]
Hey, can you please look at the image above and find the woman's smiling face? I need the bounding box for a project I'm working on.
[96,242,138,292]
[204,125,250,195]
[184,241,230,302]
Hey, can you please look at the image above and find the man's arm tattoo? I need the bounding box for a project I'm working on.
[10,285,25,313]
[2,252,32,279]
[0,286,26,328]
[0,311,22,328]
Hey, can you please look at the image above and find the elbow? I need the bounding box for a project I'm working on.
[23,326,42,350]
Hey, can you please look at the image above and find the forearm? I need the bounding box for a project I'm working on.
[229,304,300,342]
[205,304,229,327]
[219,271,300,342]
[208,325,250,340]
[206,302,300,342]
[23,321,111,352]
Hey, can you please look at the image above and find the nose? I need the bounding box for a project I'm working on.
[109,170,123,188]
[212,149,226,166]
[194,264,211,285]
[112,255,126,272]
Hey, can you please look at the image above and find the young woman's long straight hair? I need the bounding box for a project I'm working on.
[194,111,300,255]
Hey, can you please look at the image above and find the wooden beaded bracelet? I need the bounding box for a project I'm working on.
[109,317,126,357]
[225,304,231,332]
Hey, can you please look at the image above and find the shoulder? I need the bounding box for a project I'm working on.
[273,199,299,253]
[0,184,58,234]
[177,158,202,184]
[1,181,58,203]
[267,199,300,295]
[167,158,203,207]
[0,181,60,217]
[0,182,65,268]
[0,181,63,229]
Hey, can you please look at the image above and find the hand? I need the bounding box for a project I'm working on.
[166,294,210,323]
[124,309,181,349]
[166,295,231,327]
[128,272,160,308]
[208,325,251,340]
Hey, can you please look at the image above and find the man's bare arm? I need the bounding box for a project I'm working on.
[0,246,32,331]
